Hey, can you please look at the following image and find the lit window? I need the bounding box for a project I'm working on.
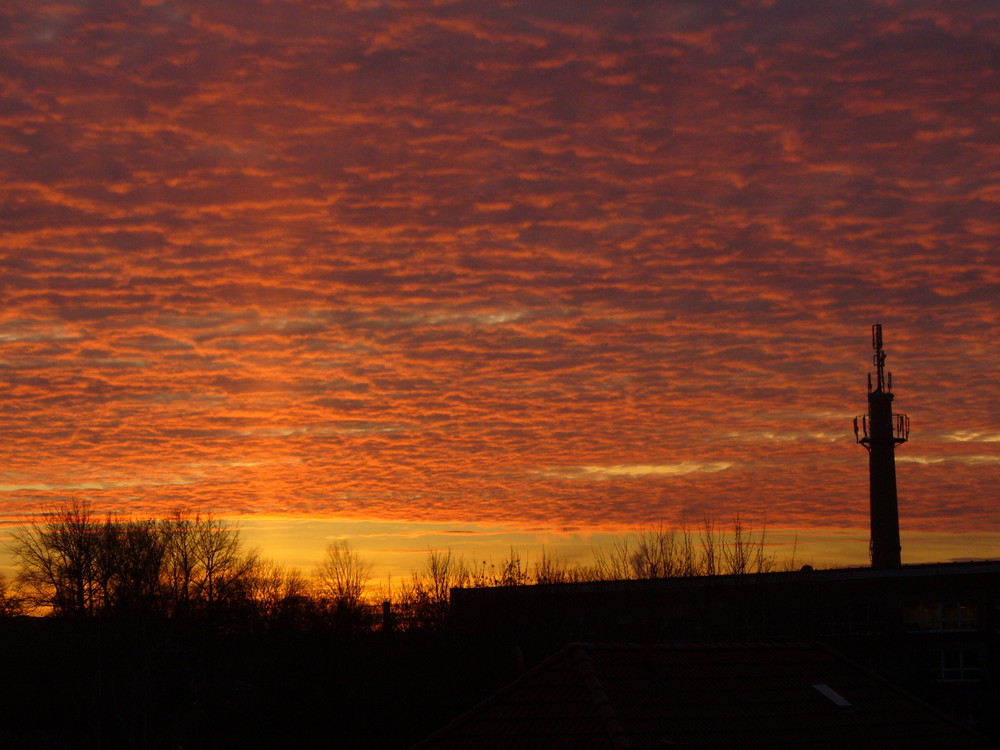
[942,602,977,630]
[905,601,977,632]
[940,649,981,682]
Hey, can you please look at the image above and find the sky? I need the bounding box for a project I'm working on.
[1,0,998,580]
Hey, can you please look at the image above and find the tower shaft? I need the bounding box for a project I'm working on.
[867,389,901,568]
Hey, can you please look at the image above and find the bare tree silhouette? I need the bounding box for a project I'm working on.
[0,572,23,616]
[532,547,570,585]
[10,500,101,615]
[398,549,469,628]
[9,502,265,619]
[249,558,309,620]
[315,540,373,613]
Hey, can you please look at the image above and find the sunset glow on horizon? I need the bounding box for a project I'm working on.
[2,0,998,581]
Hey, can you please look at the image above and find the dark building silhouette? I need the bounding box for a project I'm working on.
[447,325,998,741]
[854,323,909,569]
[412,642,996,749]
[451,562,1000,742]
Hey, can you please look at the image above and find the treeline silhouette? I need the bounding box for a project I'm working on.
[0,502,796,749]
[414,514,792,589]
[3,502,792,624]
[6,502,309,624]
[1,502,483,749]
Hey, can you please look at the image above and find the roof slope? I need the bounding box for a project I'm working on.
[411,642,995,749]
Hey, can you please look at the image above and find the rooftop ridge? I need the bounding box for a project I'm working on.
[570,644,633,750]
[450,558,1000,598]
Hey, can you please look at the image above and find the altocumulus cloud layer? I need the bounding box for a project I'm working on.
[0,0,997,536]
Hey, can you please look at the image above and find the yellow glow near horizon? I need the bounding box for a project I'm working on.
[233,519,1000,588]
[3,516,997,600]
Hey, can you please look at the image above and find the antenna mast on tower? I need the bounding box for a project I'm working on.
[853,324,909,569]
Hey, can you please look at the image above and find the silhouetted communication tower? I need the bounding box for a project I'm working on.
[854,324,909,569]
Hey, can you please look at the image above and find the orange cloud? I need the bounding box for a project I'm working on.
[0,1,997,575]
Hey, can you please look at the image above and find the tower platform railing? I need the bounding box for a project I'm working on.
[853,412,910,446]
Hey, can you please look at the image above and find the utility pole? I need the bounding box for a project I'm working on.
[854,324,909,569]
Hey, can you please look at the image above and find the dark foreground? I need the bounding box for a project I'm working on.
[0,614,517,750]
